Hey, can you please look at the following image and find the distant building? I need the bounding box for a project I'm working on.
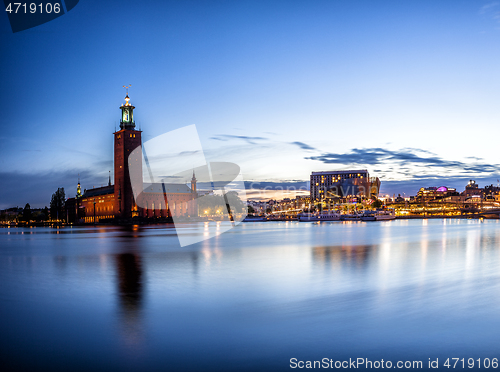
[461,180,500,202]
[462,180,483,198]
[416,186,458,202]
[484,184,500,201]
[0,207,22,222]
[295,195,311,209]
[395,194,405,203]
[310,170,380,202]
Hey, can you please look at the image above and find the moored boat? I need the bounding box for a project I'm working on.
[298,213,319,222]
[361,209,395,221]
[341,213,362,221]
[317,211,341,221]
[298,211,341,221]
[243,215,267,222]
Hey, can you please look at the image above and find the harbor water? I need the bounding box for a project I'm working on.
[1,219,500,371]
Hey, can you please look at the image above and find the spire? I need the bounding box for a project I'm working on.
[108,171,111,186]
[120,85,135,130]
[76,174,82,198]
[123,84,131,104]
[191,170,197,194]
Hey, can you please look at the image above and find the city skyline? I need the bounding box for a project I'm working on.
[2,0,500,208]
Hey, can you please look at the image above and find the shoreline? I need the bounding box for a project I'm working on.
[1,214,499,228]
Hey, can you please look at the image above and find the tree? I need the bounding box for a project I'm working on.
[224,191,245,213]
[372,199,383,209]
[248,205,255,214]
[197,194,224,215]
[22,203,32,222]
[35,206,49,222]
[197,191,246,216]
[50,188,66,221]
[42,206,49,221]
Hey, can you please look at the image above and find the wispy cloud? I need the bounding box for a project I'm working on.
[306,147,500,178]
[244,180,309,190]
[479,2,500,23]
[210,134,268,144]
[480,2,499,14]
[290,141,316,151]
[307,148,446,165]
[380,176,500,196]
[210,134,318,153]
[244,180,310,201]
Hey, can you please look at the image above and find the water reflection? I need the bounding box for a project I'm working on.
[113,227,145,349]
[6,220,500,371]
[116,252,144,349]
[116,253,142,313]
[312,244,374,269]
[53,255,68,275]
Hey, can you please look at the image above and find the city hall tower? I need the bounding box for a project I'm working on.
[114,88,142,218]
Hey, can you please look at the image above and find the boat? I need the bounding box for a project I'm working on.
[298,213,319,222]
[361,209,396,221]
[298,211,341,222]
[317,211,341,221]
[341,213,362,221]
[243,215,267,222]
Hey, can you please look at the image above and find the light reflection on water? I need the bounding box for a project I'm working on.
[1,219,500,371]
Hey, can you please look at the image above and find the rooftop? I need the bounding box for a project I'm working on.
[142,183,192,194]
[82,185,115,198]
[311,170,368,175]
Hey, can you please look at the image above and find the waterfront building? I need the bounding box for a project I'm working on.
[295,195,311,210]
[249,195,312,215]
[310,170,380,202]
[67,92,197,224]
[462,180,483,198]
[456,180,500,201]
[416,186,458,202]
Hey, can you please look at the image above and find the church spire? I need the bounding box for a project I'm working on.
[76,174,82,198]
[108,171,111,186]
[191,170,197,194]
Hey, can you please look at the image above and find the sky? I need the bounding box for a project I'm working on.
[1,0,500,208]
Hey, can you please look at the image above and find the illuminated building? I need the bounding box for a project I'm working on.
[310,170,380,202]
[67,92,197,224]
[483,184,500,201]
[416,186,458,202]
[462,180,483,198]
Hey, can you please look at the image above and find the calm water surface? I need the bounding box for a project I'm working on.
[2,219,500,371]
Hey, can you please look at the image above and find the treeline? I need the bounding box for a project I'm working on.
[197,191,246,216]
[1,187,66,222]
[0,205,50,222]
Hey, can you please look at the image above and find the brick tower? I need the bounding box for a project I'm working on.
[114,88,142,219]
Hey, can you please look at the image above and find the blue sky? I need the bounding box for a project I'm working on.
[1,0,500,207]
